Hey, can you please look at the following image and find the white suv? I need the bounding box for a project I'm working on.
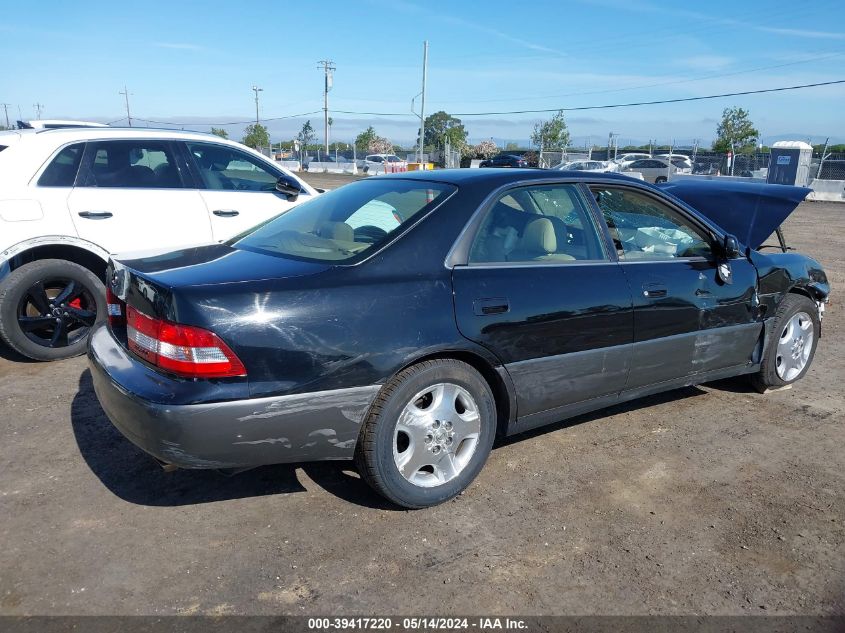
[0,127,316,360]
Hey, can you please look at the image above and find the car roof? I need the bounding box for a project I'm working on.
[7,126,238,143]
[370,168,644,186]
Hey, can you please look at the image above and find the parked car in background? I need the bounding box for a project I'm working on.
[554,160,618,172]
[612,153,652,169]
[479,153,527,168]
[89,169,827,508]
[656,153,693,172]
[0,127,316,361]
[622,157,678,183]
[361,154,405,173]
[16,119,108,130]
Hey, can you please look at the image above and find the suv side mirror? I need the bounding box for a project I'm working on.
[275,178,301,201]
[724,234,741,259]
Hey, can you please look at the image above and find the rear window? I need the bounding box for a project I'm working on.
[0,145,6,153]
[37,143,85,187]
[230,179,455,263]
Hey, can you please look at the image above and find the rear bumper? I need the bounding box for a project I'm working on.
[87,324,379,469]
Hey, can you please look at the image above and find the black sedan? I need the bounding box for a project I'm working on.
[479,153,527,168]
[89,170,829,508]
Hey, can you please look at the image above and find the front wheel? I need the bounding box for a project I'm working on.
[751,293,820,392]
[0,259,105,361]
[355,359,497,509]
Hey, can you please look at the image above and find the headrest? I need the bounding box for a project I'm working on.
[319,221,354,242]
[521,217,557,254]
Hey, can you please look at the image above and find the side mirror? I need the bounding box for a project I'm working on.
[275,178,301,201]
[724,234,741,259]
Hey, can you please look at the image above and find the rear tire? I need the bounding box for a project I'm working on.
[750,293,819,393]
[0,259,105,361]
[355,359,496,509]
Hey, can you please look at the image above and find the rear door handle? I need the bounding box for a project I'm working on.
[473,297,510,316]
[77,211,113,219]
[642,283,668,298]
[213,209,240,217]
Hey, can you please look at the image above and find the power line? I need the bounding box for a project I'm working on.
[461,50,845,105]
[111,110,323,127]
[33,102,44,119]
[330,79,845,117]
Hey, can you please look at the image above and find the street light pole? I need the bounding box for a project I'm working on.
[119,86,132,127]
[318,60,336,155]
[252,85,263,125]
[418,41,428,165]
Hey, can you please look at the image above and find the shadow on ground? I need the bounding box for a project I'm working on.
[72,369,729,510]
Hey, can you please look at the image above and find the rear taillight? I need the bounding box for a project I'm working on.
[126,306,246,378]
[106,287,126,327]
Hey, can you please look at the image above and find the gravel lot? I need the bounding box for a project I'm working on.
[1,192,843,616]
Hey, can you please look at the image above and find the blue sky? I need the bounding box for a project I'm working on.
[1,0,843,147]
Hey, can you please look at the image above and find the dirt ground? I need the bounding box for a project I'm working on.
[0,194,843,616]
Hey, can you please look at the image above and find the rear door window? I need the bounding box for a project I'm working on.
[78,140,183,188]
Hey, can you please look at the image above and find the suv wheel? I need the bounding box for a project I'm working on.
[0,259,105,361]
[355,359,496,509]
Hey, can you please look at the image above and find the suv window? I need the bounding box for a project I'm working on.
[469,184,607,264]
[592,187,712,260]
[38,143,85,187]
[188,142,280,191]
[78,141,182,188]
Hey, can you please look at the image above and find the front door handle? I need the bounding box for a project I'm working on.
[213,209,240,217]
[77,211,113,219]
[642,283,668,298]
[695,288,713,297]
[473,297,510,316]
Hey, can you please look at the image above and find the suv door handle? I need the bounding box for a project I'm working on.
[642,283,668,298]
[473,297,510,316]
[77,211,113,219]
[213,209,240,217]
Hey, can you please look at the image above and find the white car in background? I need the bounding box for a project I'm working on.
[655,153,693,173]
[17,119,108,130]
[554,159,619,172]
[360,154,406,173]
[0,127,315,361]
[621,157,678,183]
[612,153,652,169]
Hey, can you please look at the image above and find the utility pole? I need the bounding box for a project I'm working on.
[317,60,335,155]
[119,86,132,127]
[0,103,9,129]
[251,85,263,125]
[419,41,428,165]
[33,103,44,120]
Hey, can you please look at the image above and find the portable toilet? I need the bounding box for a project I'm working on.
[767,141,813,186]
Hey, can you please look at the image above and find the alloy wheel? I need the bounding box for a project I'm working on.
[775,311,814,381]
[393,382,482,488]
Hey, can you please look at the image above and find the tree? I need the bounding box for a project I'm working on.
[355,126,377,152]
[474,140,499,159]
[504,141,520,151]
[367,136,393,155]
[242,123,269,149]
[297,120,316,150]
[530,110,569,151]
[423,111,468,151]
[713,106,759,153]
[210,127,228,139]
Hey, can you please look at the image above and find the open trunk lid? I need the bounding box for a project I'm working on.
[657,179,809,250]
